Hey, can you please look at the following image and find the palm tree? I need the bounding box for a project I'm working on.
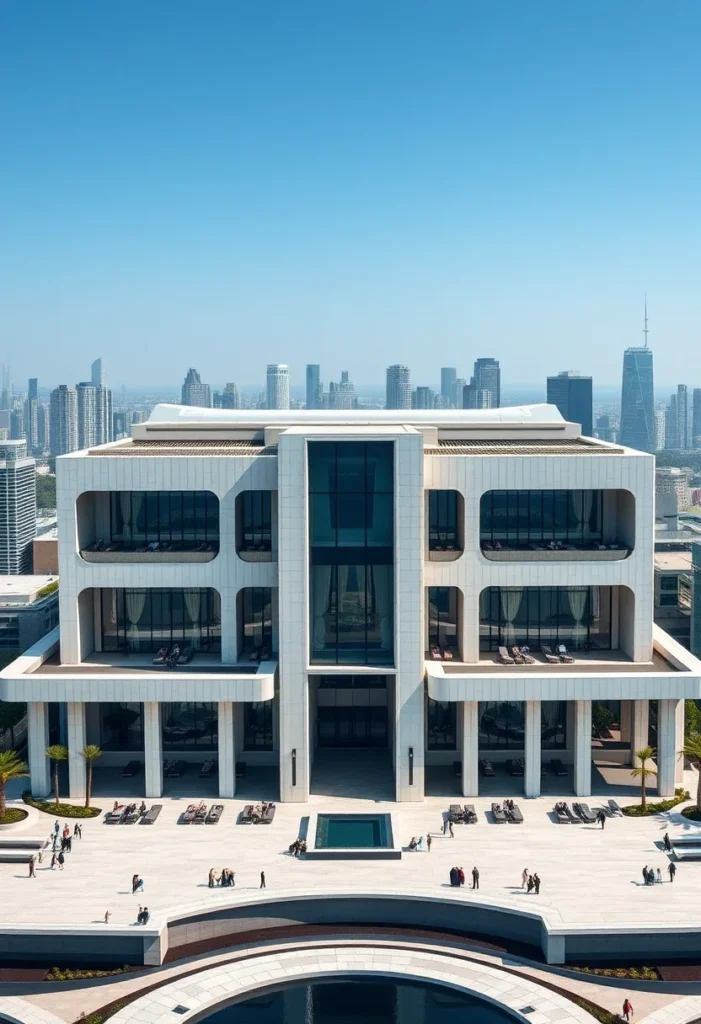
[631,746,657,811]
[81,745,102,808]
[0,750,29,819]
[682,734,701,811]
[46,745,68,805]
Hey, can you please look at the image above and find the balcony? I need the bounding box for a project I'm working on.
[427,490,463,562]
[481,541,630,562]
[81,542,218,564]
[236,491,274,562]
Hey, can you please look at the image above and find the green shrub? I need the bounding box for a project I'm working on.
[681,805,701,821]
[0,807,28,825]
[22,791,101,818]
[571,964,659,980]
[36,580,59,600]
[622,787,689,817]
[47,964,130,981]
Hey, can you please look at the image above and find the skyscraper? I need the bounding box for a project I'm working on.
[386,364,411,409]
[91,358,105,387]
[181,368,212,408]
[665,395,678,451]
[546,371,593,436]
[37,403,50,453]
[440,368,457,407]
[222,382,241,409]
[50,385,78,456]
[329,370,356,410]
[463,383,492,409]
[413,386,436,409]
[266,364,290,410]
[77,382,98,449]
[654,410,666,451]
[676,385,689,450]
[0,439,36,573]
[473,358,501,408]
[620,304,654,453]
[693,389,701,448]
[306,364,321,409]
[95,383,113,445]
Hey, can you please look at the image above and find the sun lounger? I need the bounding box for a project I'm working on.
[551,758,568,777]
[200,759,217,778]
[498,646,515,665]
[151,647,169,665]
[258,803,276,824]
[121,760,141,778]
[506,758,524,777]
[557,644,575,664]
[165,760,187,778]
[206,804,224,824]
[235,761,246,778]
[511,646,525,664]
[505,801,523,824]
[520,646,536,664]
[449,803,463,823]
[554,802,569,823]
[181,803,197,824]
[453,760,462,778]
[464,804,477,823]
[193,802,207,824]
[492,802,508,824]
[608,799,623,816]
[121,803,139,824]
[564,803,580,824]
[480,758,496,777]
[240,804,254,823]
[430,645,442,660]
[573,802,596,823]
[541,644,560,664]
[105,805,125,824]
[141,804,161,824]
[177,645,195,665]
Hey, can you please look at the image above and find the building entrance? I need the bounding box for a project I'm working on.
[316,705,388,747]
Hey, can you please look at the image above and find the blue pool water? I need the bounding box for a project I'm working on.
[315,813,393,849]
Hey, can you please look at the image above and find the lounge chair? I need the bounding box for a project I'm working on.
[498,646,515,665]
[430,645,442,660]
[152,647,169,665]
[464,804,477,823]
[177,645,194,665]
[507,758,524,777]
[193,802,207,824]
[541,644,560,664]
[259,803,276,824]
[141,804,162,825]
[235,761,247,778]
[575,802,596,824]
[608,799,623,816]
[557,644,575,664]
[181,804,197,824]
[121,803,139,824]
[505,799,523,824]
[442,647,453,660]
[564,803,580,824]
[200,759,217,778]
[260,644,271,660]
[480,758,496,777]
[240,804,254,823]
[492,802,508,824]
[121,760,141,778]
[449,804,463,823]
[165,760,187,778]
[206,804,224,824]
[554,802,569,824]
[520,646,536,664]
[105,805,125,824]
[511,647,525,664]
[551,758,568,777]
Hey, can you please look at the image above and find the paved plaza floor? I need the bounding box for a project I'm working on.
[2,765,701,933]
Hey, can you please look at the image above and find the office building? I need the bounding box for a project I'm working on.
[95,384,113,445]
[91,358,105,387]
[37,403,50,453]
[49,385,78,457]
[3,402,699,809]
[692,390,701,449]
[413,387,436,409]
[441,368,457,407]
[181,368,212,408]
[654,550,692,649]
[222,383,241,410]
[473,358,500,408]
[10,408,25,440]
[463,383,492,409]
[654,410,665,451]
[0,575,58,652]
[385,364,411,410]
[306,365,321,409]
[77,382,98,449]
[546,371,593,437]
[24,378,39,452]
[676,385,689,450]
[620,346,654,453]
[112,411,128,440]
[656,467,691,531]
[0,440,36,574]
[266,364,290,410]
[693,544,701,659]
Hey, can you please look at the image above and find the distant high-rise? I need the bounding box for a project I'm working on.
[473,358,500,408]
[50,385,78,456]
[453,378,466,409]
[181,368,212,408]
[546,371,593,436]
[37,403,50,452]
[306,364,322,409]
[266,364,290,410]
[413,386,436,409]
[693,389,701,448]
[328,370,356,410]
[91,357,105,387]
[665,395,678,451]
[463,383,492,409]
[595,414,616,444]
[0,440,36,574]
[10,409,25,440]
[654,410,666,451]
[222,382,241,409]
[620,304,655,453]
[77,382,98,449]
[28,378,38,402]
[440,368,457,407]
[385,364,411,410]
[676,385,689,450]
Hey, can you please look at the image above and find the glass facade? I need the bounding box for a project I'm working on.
[237,491,272,553]
[309,441,394,666]
[480,490,603,548]
[478,700,567,750]
[100,588,221,652]
[243,701,274,750]
[479,586,612,651]
[427,587,460,654]
[238,587,273,656]
[428,491,460,551]
[162,702,218,750]
[109,491,219,549]
[100,702,143,751]
[427,698,457,750]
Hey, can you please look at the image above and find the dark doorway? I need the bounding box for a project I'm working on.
[316,706,388,748]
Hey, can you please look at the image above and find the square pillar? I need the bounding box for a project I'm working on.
[619,701,632,744]
[631,699,650,766]
[67,702,86,801]
[143,702,163,799]
[218,701,235,799]
[27,703,50,798]
[524,700,541,798]
[573,700,592,797]
[676,700,685,785]
[658,698,682,798]
[461,701,479,797]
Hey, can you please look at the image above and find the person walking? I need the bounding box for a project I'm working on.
[458,866,465,887]
[54,820,60,837]
[208,868,217,889]
[526,875,534,894]
[57,851,65,871]
[521,868,529,889]
[50,852,57,870]
[641,866,648,886]
[443,818,449,835]
[656,867,662,884]
[663,833,672,852]
[260,871,266,889]
[472,866,480,890]
[104,910,111,924]
[28,857,36,878]
[622,999,633,1022]
[534,873,541,895]
[449,821,454,838]
[132,874,139,895]
[597,809,606,829]
[449,867,458,887]
[427,834,432,853]
[669,862,677,882]
[74,823,82,839]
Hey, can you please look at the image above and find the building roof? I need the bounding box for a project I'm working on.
[654,552,693,573]
[0,576,58,606]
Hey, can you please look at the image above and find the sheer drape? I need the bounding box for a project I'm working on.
[373,565,393,650]
[500,588,523,645]
[119,493,132,543]
[579,491,594,540]
[125,589,146,650]
[313,566,332,650]
[567,588,588,646]
[184,589,202,648]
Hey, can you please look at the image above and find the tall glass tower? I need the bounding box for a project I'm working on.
[620,347,654,452]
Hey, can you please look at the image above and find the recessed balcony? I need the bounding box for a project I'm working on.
[81,542,218,563]
[480,542,630,562]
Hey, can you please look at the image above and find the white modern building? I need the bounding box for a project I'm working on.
[2,403,700,806]
[267,364,290,410]
[0,439,36,574]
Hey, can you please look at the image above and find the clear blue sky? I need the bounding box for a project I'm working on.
[1,1,699,391]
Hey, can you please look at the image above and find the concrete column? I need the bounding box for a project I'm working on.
[461,701,479,797]
[143,702,163,799]
[631,699,649,766]
[27,703,50,798]
[658,698,682,798]
[619,700,632,744]
[66,702,86,801]
[218,701,235,799]
[675,700,685,785]
[524,700,542,798]
[573,700,592,797]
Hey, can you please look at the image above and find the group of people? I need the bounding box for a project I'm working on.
[642,864,675,885]
[449,866,479,889]
[408,836,431,852]
[132,873,145,894]
[136,905,150,925]
[288,839,308,856]
[208,867,236,887]
[249,801,273,822]
[46,820,83,872]
[521,868,541,894]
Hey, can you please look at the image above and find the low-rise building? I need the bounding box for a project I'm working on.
[0,575,59,654]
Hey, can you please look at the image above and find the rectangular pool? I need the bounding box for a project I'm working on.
[307,812,400,859]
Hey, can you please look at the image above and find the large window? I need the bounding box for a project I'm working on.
[427,587,460,656]
[238,587,273,657]
[110,491,219,550]
[479,701,524,749]
[427,698,457,750]
[243,701,274,750]
[479,586,612,652]
[309,442,394,666]
[428,491,461,552]
[541,701,567,749]
[162,702,217,750]
[100,702,143,751]
[237,491,272,553]
[0,614,19,650]
[480,490,603,548]
[100,588,221,653]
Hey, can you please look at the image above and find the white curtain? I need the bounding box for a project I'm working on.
[120,493,133,543]
[500,588,523,646]
[568,588,588,645]
[373,566,393,650]
[337,565,349,619]
[184,589,202,649]
[312,566,332,650]
[578,490,594,540]
[125,589,147,651]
